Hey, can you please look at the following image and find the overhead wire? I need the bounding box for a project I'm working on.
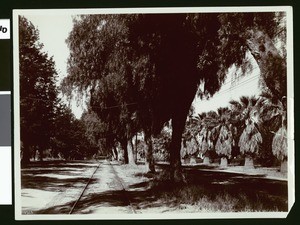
[21,96,139,110]
[20,65,262,110]
[214,73,261,97]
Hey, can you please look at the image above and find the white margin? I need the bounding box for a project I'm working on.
[286,6,294,212]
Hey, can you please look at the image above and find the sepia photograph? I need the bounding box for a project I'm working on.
[13,7,294,220]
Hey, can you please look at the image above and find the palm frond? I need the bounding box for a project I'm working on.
[238,121,262,155]
[239,96,250,108]
[215,125,233,157]
[272,126,287,160]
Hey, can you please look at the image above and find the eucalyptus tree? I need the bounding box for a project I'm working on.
[62,13,224,179]
[63,14,149,166]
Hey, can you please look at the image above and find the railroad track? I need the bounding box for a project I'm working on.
[108,161,137,214]
[68,160,137,214]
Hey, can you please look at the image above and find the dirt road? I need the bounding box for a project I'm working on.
[21,160,140,214]
[20,160,288,215]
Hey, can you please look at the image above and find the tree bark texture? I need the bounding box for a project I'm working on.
[170,114,188,182]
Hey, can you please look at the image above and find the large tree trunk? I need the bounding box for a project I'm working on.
[170,114,187,182]
[168,68,198,181]
[145,133,155,173]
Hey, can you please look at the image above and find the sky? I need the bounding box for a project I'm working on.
[23,14,85,117]
[22,13,261,119]
[192,61,261,115]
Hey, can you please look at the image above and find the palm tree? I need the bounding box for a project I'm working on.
[230,96,263,168]
[192,111,218,164]
[212,107,237,167]
[181,112,206,164]
[260,91,287,172]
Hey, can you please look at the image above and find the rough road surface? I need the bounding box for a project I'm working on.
[70,160,138,214]
[21,160,288,215]
[21,160,147,214]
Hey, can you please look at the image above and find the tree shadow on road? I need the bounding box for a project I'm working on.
[21,161,97,191]
[21,161,288,214]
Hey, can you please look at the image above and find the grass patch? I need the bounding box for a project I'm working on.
[147,182,286,212]
[143,167,288,213]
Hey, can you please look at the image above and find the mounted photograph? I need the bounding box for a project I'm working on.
[13,7,294,220]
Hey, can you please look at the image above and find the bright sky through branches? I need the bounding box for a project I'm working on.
[23,14,261,119]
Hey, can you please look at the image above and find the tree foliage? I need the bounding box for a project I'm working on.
[272,127,287,160]
[229,96,263,157]
[61,12,287,177]
[260,91,287,161]
[63,13,227,134]
[212,108,236,158]
[217,12,286,99]
[50,103,95,160]
[19,16,58,164]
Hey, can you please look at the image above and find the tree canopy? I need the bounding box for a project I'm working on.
[19,16,58,164]
[217,12,286,99]
[62,12,287,180]
[62,14,227,135]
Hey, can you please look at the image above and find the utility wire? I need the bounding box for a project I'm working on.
[206,72,261,99]
[21,96,140,110]
[20,67,262,110]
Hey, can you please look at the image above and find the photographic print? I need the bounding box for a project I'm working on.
[13,7,294,220]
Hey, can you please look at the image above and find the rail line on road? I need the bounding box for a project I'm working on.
[108,161,137,214]
[68,160,136,214]
[68,160,102,214]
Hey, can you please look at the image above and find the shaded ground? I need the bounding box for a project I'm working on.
[20,160,288,214]
[21,161,99,214]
